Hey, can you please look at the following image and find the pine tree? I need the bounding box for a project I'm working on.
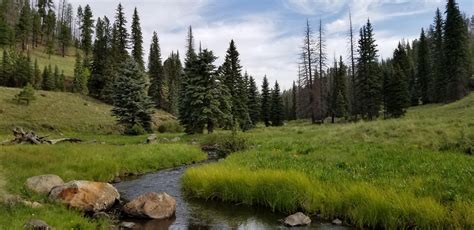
[417,28,432,104]
[89,17,110,99]
[179,26,198,134]
[131,8,144,70]
[53,65,61,91]
[15,83,35,105]
[164,51,182,115]
[33,59,42,89]
[112,58,153,135]
[14,54,33,87]
[58,2,73,57]
[330,56,348,122]
[1,50,12,86]
[148,31,165,109]
[384,62,410,118]
[44,9,56,58]
[42,65,55,90]
[270,81,284,126]
[291,81,297,120]
[72,54,88,94]
[431,8,446,103]
[261,76,271,127]
[444,0,470,101]
[113,3,129,63]
[221,40,250,130]
[16,0,31,51]
[247,76,260,126]
[31,9,41,48]
[356,19,382,120]
[81,5,94,57]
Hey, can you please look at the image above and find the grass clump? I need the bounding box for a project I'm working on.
[201,132,249,156]
[183,94,474,229]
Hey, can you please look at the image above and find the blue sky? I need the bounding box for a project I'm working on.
[70,0,473,89]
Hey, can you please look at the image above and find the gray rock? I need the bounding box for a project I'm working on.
[92,212,110,219]
[22,201,43,208]
[49,180,119,212]
[145,134,157,144]
[122,192,176,219]
[24,219,52,230]
[332,218,343,225]
[25,175,64,195]
[119,222,136,229]
[170,137,181,142]
[284,212,311,227]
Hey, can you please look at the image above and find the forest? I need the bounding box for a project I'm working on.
[0,0,473,229]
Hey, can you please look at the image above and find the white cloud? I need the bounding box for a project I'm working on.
[283,0,348,16]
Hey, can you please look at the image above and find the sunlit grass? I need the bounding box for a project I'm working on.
[183,93,474,229]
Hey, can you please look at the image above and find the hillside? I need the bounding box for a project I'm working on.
[0,87,177,134]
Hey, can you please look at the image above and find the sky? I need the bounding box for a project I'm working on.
[68,0,474,89]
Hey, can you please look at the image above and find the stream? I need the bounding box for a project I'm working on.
[115,158,350,230]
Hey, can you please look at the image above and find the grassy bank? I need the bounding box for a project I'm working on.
[182,94,474,229]
[0,138,206,229]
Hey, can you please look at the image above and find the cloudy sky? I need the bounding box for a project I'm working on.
[68,0,474,89]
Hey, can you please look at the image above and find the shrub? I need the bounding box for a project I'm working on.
[201,132,249,157]
[157,120,183,133]
[14,84,35,105]
[125,124,146,135]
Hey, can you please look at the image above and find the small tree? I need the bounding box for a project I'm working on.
[270,81,284,126]
[112,58,153,135]
[15,83,35,105]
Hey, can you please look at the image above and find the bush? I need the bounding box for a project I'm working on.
[14,84,35,105]
[201,132,249,157]
[157,120,183,133]
[125,124,146,135]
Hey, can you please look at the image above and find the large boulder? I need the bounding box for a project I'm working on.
[49,180,119,212]
[284,212,311,227]
[25,175,64,195]
[122,192,176,219]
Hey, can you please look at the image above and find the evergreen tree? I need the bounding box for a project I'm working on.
[16,0,31,51]
[444,0,470,101]
[163,51,182,115]
[81,5,94,57]
[291,81,297,120]
[261,76,271,127]
[33,59,42,89]
[148,31,165,109]
[270,81,284,126]
[14,54,33,87]
[72,54,88,94]
[113,3,129,63]
[384,62,410,118]
[417,28,432,104]
[330,56,348,122]
[179,26,198,134]
[221,40,250,130]
[31,9,41,48]
[112,58,153,135]
[44,9,56,57]
[247,76,260,126]
[356,19,382,120]
[1,50,12,86]
[15,83,35,105]
[58,2,73,57]
[131,8,144,70]
[431,8,446,103]
[42,65,55,90]
[89,16,113,100]
[53,65,61,91]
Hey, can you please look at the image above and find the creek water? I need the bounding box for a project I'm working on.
[115,161,350,230]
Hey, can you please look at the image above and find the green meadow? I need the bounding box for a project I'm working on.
[182,93,474,229]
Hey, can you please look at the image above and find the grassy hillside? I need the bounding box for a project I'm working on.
[0,87,178,135]
[183,94,474,229]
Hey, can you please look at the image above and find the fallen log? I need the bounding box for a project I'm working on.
[2,128,81,145]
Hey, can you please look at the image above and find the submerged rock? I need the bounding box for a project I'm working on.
[146,134,157,144]
[284,212,311,227]
[119,221,136,229]
[25,174,64,195]
[24,219,52,230]
[122,192,176,219]
[49,180,119,212]
[332,218,343,225]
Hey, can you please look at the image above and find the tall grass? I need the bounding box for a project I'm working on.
[183,94,474,229]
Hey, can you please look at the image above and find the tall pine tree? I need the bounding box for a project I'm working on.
[148,31,165,109]
[417,28,432,104]
[270,81,284,126]
[81,5,94,57]
[131,8,144,70]
[247,76,260,127]
[261,76,271,127]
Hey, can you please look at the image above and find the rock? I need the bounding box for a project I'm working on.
[23,200,43,208]
[170,137,180,142]
[284,212,311,227]
[145,134,157,144]
[49,180,119,212]
[25,174,64,195]
[112,177,121,183]
[123,192,176,219]
[92,212,110,219]
[24,219,52,230]
[332,218,343,225]
[119,222,136,229]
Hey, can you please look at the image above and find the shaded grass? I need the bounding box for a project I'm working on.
[183,94,474,229]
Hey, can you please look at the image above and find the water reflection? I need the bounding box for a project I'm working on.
[115,165,349,230]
